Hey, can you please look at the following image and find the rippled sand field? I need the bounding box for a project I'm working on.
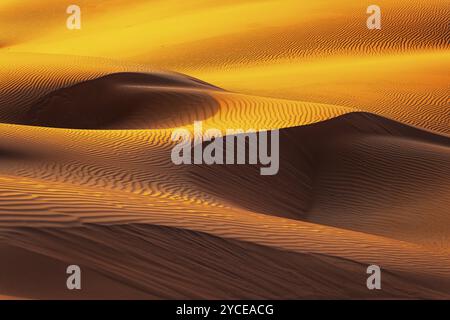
[0,0,449,299]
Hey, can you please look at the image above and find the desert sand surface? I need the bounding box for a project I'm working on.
[0,0,449,299]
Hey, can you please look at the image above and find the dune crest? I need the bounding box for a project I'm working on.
[25,72,222,129]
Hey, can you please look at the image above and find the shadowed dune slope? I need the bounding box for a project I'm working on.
[6,1,448,66]
[0,53,158,122]
[190,113,450,248]
[2,225,450,300]
[25,72,222,129]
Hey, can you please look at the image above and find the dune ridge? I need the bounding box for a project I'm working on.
[0,66,448,299]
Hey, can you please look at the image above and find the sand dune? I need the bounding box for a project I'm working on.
[0,0,449,300]
[0,69,448,299]
[196,51,450,135]
[2,225,450,300]
[0,53,161,122]
[25,72,222,129]
[190,113,450,249]
[0,56,355,130]
[0,109,449,298]
[2,1,448,135]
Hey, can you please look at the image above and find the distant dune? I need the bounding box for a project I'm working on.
[0,0,449,299]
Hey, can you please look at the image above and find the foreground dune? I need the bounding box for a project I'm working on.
[2,223,450,299]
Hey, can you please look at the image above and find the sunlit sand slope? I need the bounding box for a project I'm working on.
[190,113,450,249]
[2,0,447,134]
[5,1,448,63]
[198,51,450,135]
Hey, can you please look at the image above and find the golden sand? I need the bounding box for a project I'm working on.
[0,0,449,298]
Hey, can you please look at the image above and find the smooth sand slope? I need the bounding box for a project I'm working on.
[0,0,449,299]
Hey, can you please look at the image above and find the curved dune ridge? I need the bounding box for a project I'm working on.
[0,0,449,300]
[0,53,156,122]
[190,113,450,249]
[195,50,450,136]
[21,71,352,131]
[25,72,222,129]
[1,52,448,135]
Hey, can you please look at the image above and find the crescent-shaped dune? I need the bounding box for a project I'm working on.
[25,72,222,129]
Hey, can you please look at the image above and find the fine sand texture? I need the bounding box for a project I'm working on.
[0,0,449,299]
